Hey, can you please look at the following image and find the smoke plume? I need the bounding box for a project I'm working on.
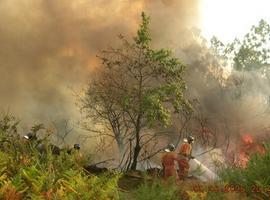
[0,0,200,131]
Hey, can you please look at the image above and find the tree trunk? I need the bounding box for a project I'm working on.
[130,119,141,170]
[119,146,125,159]
[130,144,141,170]
[115,137,125,158]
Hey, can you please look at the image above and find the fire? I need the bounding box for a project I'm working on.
[241,134,253,146]
[236,134,265,168]
[226,133,266,168]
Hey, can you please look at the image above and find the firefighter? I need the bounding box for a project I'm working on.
[66,143,83,165]
[161,143,179,180]
[23,132,37,141]
[178,135,195,180]
[67,143,81,154]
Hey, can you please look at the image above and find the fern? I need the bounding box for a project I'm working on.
[133,179,181,200]
[0,115,121,199]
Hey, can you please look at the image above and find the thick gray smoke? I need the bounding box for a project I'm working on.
[0,0,200,130]
[173,37,270,149]
[143,0,270,149]
[2,0,267,155]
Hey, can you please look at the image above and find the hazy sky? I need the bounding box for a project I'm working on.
[200,0,270,43]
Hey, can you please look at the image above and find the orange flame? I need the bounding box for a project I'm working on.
[237,134,265,168]
[241,134,254,146]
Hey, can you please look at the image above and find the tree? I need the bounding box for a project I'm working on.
[210,19,270,104]
[80,12,191,170]
[211,19,270,72]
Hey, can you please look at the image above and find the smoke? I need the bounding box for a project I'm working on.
[173,33,270,150]
[2,0,269,158]
[141,1,270,151]
[0,0,200,132]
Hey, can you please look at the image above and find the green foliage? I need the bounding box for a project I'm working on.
[211,19,270,72]
[55,170,120,200]
[206,191,225,200]
[0,116,121,199]
[134,12,151,48]
[86,12,190,127]
[133,179,181,200]
[233,19,270,71]
[80,12,191,169]
[219,146,270,199]
[0,113,19,134]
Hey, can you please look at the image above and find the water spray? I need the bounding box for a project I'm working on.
[191,158,220,181]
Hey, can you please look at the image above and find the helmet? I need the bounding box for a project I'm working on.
[165,143,175,152]
[74,144,80,150]
[23,132,37,140]
[187,135,194,143]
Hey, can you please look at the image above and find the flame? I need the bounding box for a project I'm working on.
[226,133,266,168]
[237,134,265,168]
[241,134,254,146]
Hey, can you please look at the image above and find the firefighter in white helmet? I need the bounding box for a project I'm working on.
[178,135,195,180]
[161,143,179,180]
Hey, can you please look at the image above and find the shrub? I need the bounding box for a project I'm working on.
[0,115,121,199]
[219,144,270,199]
[133,178,181,200]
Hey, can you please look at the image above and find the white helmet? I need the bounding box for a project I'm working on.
[165,143,175,152]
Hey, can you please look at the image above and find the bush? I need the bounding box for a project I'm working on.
[219,144,270,199]
[133,178,181,200]
[0,116,121,200]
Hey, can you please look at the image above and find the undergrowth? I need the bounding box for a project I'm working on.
[0,114,121,200]
[1,114,268,200]
[219,144,270,199]
[132,178,181,200]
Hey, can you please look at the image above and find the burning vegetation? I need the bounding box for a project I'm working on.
[226,134,266,168]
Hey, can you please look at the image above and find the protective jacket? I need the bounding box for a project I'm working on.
[178,142,192,179]
[161,151,179,180]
